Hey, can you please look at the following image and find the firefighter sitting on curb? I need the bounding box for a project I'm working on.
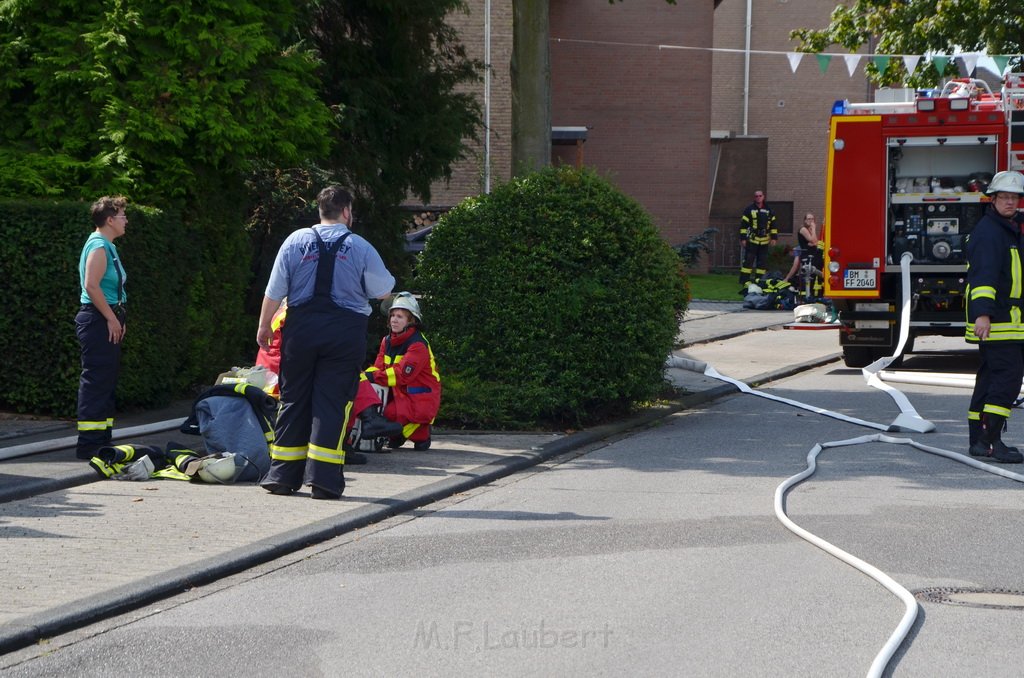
[966,170,1024,463]
[354,292,442,451]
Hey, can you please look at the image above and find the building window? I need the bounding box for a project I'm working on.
[768,201,794,235]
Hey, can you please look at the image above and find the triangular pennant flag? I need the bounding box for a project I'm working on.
[902,55,920,77]
[816,54,831,74]
[931,56,950,75]
[844,54,861,77]
[787,52,804,74]
[993,55,1011,76]
[871,56,890,74]
[960,53,979,76]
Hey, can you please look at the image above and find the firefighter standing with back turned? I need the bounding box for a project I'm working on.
[256,186,395,499]
[738,189,777,293]
[966,170,1024,463]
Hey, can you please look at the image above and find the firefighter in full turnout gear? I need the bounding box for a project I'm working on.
[738,189,778,292]
[966,170,1024,463]
[357,292,442,450]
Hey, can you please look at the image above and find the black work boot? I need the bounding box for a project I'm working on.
[968,419,982,448]
[968,418,1018,455]
[359,408,402,439]
[969,414,1024,463]
[311,467,344,500]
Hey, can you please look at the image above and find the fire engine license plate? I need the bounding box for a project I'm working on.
[844,269,876,289]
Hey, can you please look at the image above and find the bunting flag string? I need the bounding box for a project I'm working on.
[551,36,1024,78]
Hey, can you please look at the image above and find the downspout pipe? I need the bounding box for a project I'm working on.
[743,0,751,135]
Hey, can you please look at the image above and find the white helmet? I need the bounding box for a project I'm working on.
[197,454,242,484]
[383,291,422,323]
[986,171,1024,196]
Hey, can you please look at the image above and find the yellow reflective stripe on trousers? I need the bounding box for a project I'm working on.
[270,444,307,461]
[308,443,344,465]
[77,420,109,431]
[984,404,1012,418]
[402,422,421,439]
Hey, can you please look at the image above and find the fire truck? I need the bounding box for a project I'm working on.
[824,73,1024,367]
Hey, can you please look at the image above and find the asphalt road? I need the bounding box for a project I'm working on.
[5,335,1024,677]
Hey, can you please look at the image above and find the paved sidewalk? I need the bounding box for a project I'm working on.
[0,303,838,654]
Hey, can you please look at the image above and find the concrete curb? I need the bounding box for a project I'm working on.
[0,352,842,655]
[0,470,98,505]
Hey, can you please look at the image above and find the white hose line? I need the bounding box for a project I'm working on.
[669,256,936,432]
[0,418,184,462]
[859,252,934,433]
[776,433,1024,677]
[876,371,976,389]
[667,355,891,431]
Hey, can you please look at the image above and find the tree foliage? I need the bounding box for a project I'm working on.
[791,1,1024,87]
[0,0,485,397]
[244,0,483,295]
[306,1,479,251]
[0,0,330,203]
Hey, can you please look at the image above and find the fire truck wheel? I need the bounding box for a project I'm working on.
[842,345,905,368]
[842,346,875,368]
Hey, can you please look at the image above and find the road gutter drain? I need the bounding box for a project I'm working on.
[915,588,1024,610]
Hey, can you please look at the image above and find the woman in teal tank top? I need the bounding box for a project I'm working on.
[75,196,129,460]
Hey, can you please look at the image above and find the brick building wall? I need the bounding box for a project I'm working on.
[421,0,714,253]
[425,0,515,207]
[549,0,713,248]
[712,0,869,250]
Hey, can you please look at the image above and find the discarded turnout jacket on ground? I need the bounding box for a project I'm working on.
[179,383,276,481]
[743,277,797,310]
[88,442,253,483]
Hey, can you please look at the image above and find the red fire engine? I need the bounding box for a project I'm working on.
[824,73,1024,367]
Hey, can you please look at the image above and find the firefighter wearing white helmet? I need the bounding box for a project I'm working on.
[384,290,422,323]
[965,170,1024,463]
[357,291,442,450]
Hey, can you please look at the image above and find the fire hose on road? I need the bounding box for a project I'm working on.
[667,252,1024,677]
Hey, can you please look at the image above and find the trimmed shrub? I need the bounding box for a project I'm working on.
[414,166,688,429]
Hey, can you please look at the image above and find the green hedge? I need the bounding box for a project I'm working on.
[0,199,248,415]
[414,167,689,429]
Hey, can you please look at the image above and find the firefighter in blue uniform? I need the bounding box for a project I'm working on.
[76,196,129,459]
[256,186,395,499]
[966,170,1024,463]
[738,189,777,292]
